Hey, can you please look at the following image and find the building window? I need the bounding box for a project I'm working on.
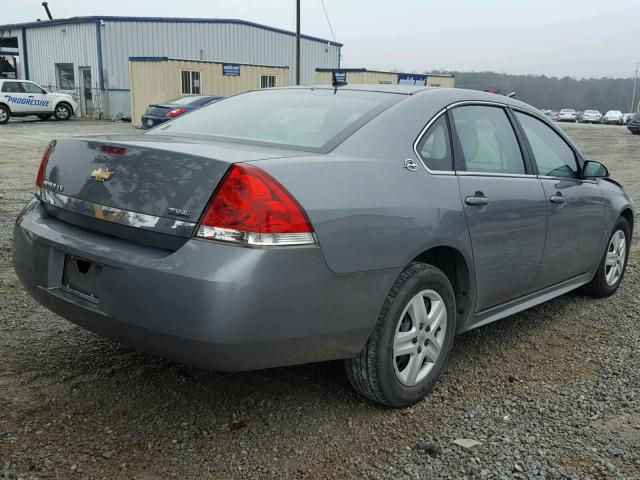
[56,63,75,90]
[260,75,277,89]
[181,70,201,95]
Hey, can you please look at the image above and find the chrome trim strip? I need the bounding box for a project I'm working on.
[446,100,512,110]
[412,108,455,175]
[36,188,197,237]
[457,171,538,179]
[538,175,598,184]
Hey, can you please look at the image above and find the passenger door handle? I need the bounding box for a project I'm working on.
[550,194,566,205]
[465,195,489,207]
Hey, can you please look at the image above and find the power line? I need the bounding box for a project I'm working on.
[219,0,255,18]
[320,0,336,42]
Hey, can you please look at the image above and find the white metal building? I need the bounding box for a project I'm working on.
[0,16,342,119]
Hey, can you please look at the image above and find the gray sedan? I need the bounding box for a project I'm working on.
[13,86,633,407]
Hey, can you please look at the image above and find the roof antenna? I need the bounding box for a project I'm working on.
[42,2,53,20]
[331,69,347,93]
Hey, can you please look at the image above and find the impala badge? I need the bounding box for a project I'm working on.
[89,168,114,182]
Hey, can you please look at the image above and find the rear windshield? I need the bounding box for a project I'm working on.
[151,88,400,151]
[169,96,209,105]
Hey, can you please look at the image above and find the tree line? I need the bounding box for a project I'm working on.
[435,71,638,113]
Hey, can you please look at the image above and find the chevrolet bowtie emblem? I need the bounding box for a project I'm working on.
[89,168,114,182]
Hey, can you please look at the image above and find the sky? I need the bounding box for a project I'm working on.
[3,0,638,79]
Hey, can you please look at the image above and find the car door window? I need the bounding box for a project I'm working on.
[416,114,452,171]
[450,105,525,174]
[22,82,46,95]
[514,112,579,178]
[1,81,24,93]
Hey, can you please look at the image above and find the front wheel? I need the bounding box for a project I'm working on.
[54,103,72,121]
[0,105,9,124]
[581,217,631,298]
[345,263,456,407]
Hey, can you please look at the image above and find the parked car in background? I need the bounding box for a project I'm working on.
[13,86,633,407]
[140,95,224,129]
[603,110,624,125]
[581,110,603,124]
[557,108,577,122]
[622,113,633,125]
[628,112,640,134]
[0,79,78,124]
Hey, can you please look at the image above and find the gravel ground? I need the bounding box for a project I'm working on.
[1,118,639,480]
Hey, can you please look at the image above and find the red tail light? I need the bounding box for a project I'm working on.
[36,140,55,188]
[165,108,187,118]
[196,164,315,246]
[100,145,127,155]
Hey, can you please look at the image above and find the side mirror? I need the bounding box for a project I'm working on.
[583,160,609,178]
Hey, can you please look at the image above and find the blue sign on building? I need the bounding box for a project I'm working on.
[223,64,241,76]
[398,74,427,86]
[333,70,347,83]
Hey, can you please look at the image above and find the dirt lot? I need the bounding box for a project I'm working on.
[1,118,639,479]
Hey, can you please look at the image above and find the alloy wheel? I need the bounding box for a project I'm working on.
[393,289,447,386]
[56,106,69,119]
[605,230,626,286]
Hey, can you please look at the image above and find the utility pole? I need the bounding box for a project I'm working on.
[295,0,300,85]
[632,63,639,113]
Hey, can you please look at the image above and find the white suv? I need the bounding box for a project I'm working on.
[0,79,79,124]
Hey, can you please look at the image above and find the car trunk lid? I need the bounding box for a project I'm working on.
[38,134,305,247]
[145,104,174,117]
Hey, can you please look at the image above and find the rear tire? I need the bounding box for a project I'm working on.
[37,114,52,121]
[0,105,9,124]
[345,262,456,407]
[581,217,631,298]
[54,103,72,121]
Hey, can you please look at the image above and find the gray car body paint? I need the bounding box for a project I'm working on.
[13,86,633,371]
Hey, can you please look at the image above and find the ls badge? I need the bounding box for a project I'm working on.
[89,168,114,182]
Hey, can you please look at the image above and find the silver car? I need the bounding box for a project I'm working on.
[557,108,578,122]
[581,110,602,124]
[13,86,633,407]
[603,110,624,125]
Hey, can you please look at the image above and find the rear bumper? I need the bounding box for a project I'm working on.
[139,115,169,129]
[13,198,396,370]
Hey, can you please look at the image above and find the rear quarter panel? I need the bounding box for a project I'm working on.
[256,156,472,276]
[251,90,476,276]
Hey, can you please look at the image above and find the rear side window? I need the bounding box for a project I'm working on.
[514,112,579,178]
[155,89,399,151]
[1,81,23,93]
[416,114,452,171]
[23,82,46,94]
[450,105,525,174]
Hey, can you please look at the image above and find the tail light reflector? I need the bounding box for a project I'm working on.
[36,140,55,188]
[165,108,187,118]
[100,145,127,155]
[196,164,315,246]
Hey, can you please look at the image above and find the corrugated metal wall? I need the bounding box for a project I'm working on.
[102,20,339,89]
[129,59,289,125]
[427,75,455,88]
[315,71,396,84]
[316,71,456,88]
[24,22,98,91]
